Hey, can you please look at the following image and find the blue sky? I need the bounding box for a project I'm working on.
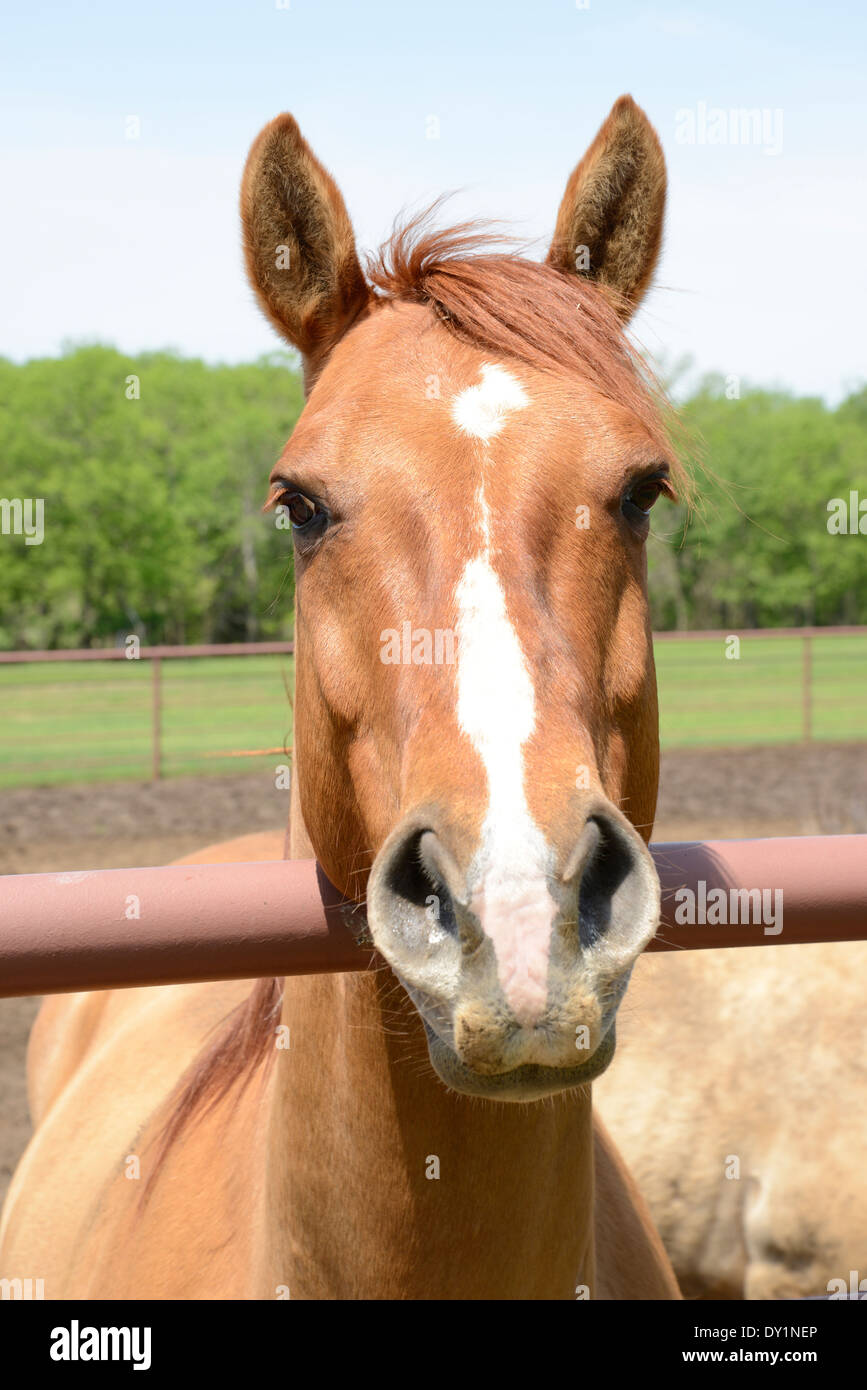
[2,0,865,400]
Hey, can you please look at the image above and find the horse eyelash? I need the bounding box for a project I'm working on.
[262,487,289,514]
[647,468,678,503]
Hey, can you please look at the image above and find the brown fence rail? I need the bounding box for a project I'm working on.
[2,835,865,999]
[0,642,296,663]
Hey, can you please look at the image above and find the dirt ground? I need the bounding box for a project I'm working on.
[2,744,866,1210]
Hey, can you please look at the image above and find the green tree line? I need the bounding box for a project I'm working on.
[652,378,867,629]
[0,346,303,648]
[0,345,864,648]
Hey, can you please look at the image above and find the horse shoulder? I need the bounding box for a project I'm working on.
[3,832,285,1293]
[25,832,282,1123]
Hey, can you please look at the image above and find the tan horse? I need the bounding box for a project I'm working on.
[595,939,867,1299]
[0,96,683,1299]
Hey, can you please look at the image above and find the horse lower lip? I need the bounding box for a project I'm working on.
[423,1023,617,1100]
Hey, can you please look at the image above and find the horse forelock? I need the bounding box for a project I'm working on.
[365,210,689,495]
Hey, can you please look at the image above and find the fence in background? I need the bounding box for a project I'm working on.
[0,627,865,789]
[652,626,865,748]
[0,641,294,786]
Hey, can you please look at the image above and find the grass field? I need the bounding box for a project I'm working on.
[655,634,866,747]
[0,635,864,789]
[0,656,295,789]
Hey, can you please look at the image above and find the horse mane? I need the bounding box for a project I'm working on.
[142,214,689,1204]
[141,975,284,1203]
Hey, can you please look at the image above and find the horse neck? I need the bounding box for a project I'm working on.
[260,763,597,1299]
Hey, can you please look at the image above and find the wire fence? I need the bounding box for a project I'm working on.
[0,629,864,789]
[0,644,294,788]
[654,628,867,748]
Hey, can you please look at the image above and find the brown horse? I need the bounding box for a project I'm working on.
[596,938,867,1299]
[0,96,683,1299]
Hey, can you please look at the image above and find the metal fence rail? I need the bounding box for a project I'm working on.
[2,836,865,999]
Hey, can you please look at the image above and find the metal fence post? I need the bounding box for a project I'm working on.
[152,656,162,780]
[802,633,812,743]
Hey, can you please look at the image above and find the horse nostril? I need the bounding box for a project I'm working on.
[564,814,646,950]
[418,831,469,910]
[383,829,464,938]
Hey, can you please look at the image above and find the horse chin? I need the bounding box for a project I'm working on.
[421,1019,618,1102]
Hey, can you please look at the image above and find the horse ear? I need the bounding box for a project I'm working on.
[240,114,371,389]
[547,96,666,321]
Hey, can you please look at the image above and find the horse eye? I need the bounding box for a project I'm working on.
[282,492,321,529]
[621,474,671,531]
[625,479,663,515]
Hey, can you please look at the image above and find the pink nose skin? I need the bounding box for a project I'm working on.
[468,870,556,1028]
[465,817,612,1028]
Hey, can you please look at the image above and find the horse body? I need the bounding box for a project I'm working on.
[596,941,867,1299]
[2,831,674,1299]
[1,96,685,1299]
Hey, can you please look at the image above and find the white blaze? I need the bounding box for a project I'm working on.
[452,362,530,443]
[452,364,558,1026]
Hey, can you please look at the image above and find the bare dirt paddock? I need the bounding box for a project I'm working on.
[2,744,866,1210]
